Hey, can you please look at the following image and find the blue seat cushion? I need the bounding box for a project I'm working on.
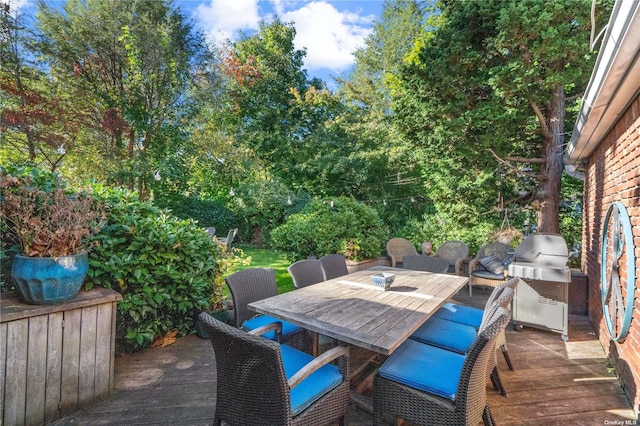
[242,315,302,340]
[280,344,343,416]
[471,270,506,280]
[434,303,483,328]
[410,317,477,353]
[378,339,465,401]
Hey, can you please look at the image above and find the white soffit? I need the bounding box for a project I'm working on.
[566,0,640,164]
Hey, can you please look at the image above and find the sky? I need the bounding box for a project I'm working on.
[8,0,385,86]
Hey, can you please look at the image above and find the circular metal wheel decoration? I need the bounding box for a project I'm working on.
[601,202,636,342]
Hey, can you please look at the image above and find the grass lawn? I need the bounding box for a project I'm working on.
[227,245,295,294]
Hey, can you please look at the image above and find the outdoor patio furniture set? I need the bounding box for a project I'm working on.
[386,238,470,275]
[200,244,519,425]
[386,238,517,297]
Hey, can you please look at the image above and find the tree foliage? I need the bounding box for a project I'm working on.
[0,6,80,170]
[271,197,387,261]
[34,0,211,198]
[1,0,603,255]
[391,0,610,233]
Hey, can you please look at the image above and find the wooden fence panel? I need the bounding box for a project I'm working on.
[1,288,122,426]
[26,315,48,426]
[45,312,63,424]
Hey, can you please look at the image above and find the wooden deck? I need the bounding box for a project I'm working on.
[49,287,636,425]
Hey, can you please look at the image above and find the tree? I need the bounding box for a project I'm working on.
[335,0,435,229]
[392,0,610,233]
[35,0,211,199]
[220,19,310,172]
[339,0,432,115]
[220,19,367,198]
[0,4,81,171]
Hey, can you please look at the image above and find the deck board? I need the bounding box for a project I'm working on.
[49,287,636,425]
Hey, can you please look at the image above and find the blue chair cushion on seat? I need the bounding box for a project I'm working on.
[242,315,302,340]
[280,344,344,416]
[471,270,506,280]
[378,339,465,401]
[433,303,483,328]
[410,317,477,353]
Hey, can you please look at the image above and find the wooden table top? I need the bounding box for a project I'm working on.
[248,266,469,355]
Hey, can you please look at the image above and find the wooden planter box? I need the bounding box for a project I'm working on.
[1,287,122,426]
[345,256,391,273]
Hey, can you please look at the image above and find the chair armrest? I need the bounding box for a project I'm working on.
[288,345,350,389]
[469,258,482,273]
[454,258,465,276]
[248,321,282,341]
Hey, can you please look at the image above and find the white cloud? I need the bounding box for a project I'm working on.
[268,0,285,17]
[194,0,375,73]
[195,0,262,43]
[282,1,374,72]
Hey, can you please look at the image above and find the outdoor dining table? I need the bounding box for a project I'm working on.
[248,266,469,356]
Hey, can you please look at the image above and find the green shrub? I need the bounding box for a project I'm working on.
[88,185,228,352]
[230,181,310,247]
[154,192,236,235]
[271,197,386,261]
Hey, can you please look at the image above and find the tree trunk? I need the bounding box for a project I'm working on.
[537,85,564,234]
[128,128,135,192]
[253,225,262,248]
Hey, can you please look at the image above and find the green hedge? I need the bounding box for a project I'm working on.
[154,192,237,235]
[271,197,387,261]
[88,186,226,352]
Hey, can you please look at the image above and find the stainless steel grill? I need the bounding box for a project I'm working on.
[508,233,571,341]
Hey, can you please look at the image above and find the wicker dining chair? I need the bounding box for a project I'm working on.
[225,268,306,349]
[434,240,470,275]
[468,242,513,296]
[409,285,516,396]
[386,238,418,268]
[319,254,349,280]
[373,307,511,426]
[434,277,519,372]
[402,254,450,273]
[199,313,350,426]
[288,259,325,288]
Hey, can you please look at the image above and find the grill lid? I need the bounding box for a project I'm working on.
[509,234,570,282]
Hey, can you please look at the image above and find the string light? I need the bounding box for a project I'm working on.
[359,195,424,205]
[153,171,161,181]
[287,196,292,205]
[229,187,235,197]
[57,144,66,155]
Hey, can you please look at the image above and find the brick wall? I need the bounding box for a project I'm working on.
[582,93,640,414]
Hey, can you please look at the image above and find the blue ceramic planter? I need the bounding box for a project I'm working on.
[11,253,89,305]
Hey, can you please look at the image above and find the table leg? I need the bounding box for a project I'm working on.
[311,331,319,356]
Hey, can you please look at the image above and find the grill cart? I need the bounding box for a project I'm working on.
[508,234,571,341]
